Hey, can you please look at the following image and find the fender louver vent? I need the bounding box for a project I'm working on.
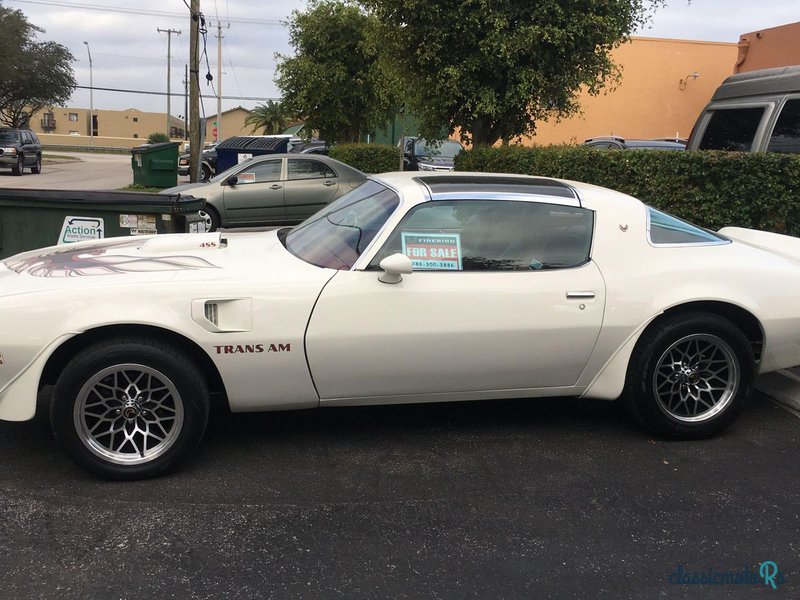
[204,302,219,326]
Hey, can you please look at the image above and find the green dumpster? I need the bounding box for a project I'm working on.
[131,142,180,188]
[0,189,206,259]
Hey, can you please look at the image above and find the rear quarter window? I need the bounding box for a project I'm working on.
[647,208,728,245]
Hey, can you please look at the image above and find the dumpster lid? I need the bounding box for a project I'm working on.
[131,141,181,153]
[216,136,290,151]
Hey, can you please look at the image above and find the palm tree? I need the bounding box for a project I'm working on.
[244,100,290,135]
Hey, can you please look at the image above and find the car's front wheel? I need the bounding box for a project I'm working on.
[51,337,210,480]
[624,313,754,439]
[11,155,23,176]
[199,206,221,232]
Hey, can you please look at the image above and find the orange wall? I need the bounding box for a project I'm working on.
[736,21,800,73]
[527,37,738,146]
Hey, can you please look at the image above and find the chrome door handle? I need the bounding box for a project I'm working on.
[270,184,282,190]
[323,180,336,186]
[566,291,595,299]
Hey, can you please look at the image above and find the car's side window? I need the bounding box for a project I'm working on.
[235,160,282,184]
[767,99,800,153]
[698,107,765,151]
[370,200,594,271]
[287,159,336,180]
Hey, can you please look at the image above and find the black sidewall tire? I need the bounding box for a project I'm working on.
[12,156,23,175]
[201,164,211,182]
[31,155,41,174]
[624,313,754,439]
[202,206,221,232]
[51,339,210,480]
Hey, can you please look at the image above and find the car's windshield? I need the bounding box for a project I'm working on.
[0,131,21,144]
[285,181,400,269]
[414,139,462,158]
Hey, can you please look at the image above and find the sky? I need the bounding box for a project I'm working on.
[3,0,799,118]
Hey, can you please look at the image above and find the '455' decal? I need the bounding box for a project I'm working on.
[213,344,290,354]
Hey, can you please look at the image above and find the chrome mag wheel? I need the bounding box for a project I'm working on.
[73,364,185,465]
[652,333,739,423]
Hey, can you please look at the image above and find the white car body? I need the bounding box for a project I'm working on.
[1,171,799,476]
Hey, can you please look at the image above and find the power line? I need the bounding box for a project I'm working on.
[74,84,277,102]
[6,0,283,25]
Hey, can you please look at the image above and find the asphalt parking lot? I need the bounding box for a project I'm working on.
[0,391,797,599]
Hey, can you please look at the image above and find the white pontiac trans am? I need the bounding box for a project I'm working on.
[1,172,799,479]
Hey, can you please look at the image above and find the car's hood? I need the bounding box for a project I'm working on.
[161,181,209,195]
[0,230,300,297]
[416,156,455,170]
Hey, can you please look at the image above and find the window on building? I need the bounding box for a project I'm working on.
[68,113,78,122]
[767,99,800,153]
[133,117,139,123]
[133,133,139,138]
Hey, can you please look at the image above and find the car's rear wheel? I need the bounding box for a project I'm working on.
[201,163,212,182]
[31,154,42,174]
[623,313,754,439]
[11,155,23,176]
[51,337,210,480]
[199,206,221,232]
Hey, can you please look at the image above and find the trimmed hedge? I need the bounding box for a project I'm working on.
[329,143,402,174]
[455,146,800,235]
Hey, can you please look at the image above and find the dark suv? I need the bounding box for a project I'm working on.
[0,128,43,175]
[401,137,464,171]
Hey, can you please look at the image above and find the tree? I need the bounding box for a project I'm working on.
[147,132,170,144]
[244,100,290,135]
[0,4,75,128]
[275,1,396,144]
[361,0,666,147]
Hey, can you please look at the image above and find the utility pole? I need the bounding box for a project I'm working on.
[157,27,181,138]
[189,1,201,181]
[183,64,189,141]
[213,21,229,143]
[83,41,93,146]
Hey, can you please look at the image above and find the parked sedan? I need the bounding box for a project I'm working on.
[3,172,800,479]
[584,136,686,150]
[162,153,367,230]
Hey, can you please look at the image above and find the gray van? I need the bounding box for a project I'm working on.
[686,65,800,153]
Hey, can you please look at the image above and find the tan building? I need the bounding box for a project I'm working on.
[203,106,255,144]
[29,106,186,149]
[736,21,800,73]
[528,36,739,145]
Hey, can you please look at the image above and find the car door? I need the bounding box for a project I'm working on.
[283,158,340,220]
[221,158,285,223]
[305,198,606,401]
[21,131,36,166]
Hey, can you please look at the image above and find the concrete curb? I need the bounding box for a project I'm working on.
[755,368,800,413]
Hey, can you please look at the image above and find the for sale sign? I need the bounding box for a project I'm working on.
[401,232,462,270]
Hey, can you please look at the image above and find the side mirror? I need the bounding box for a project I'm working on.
[226,175,238,186]
[378,253,413,284]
